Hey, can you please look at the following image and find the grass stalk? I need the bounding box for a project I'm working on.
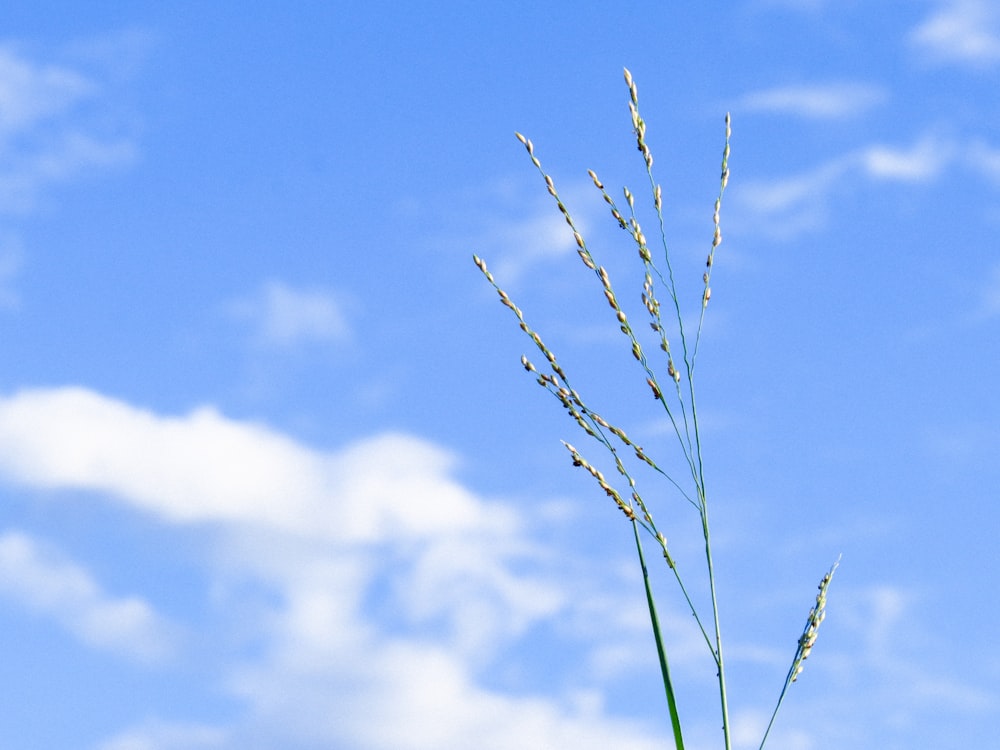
[475,67,837,749]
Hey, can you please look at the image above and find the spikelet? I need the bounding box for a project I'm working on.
[791,557,841,682]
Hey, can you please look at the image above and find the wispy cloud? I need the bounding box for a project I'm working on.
[97,720,228,750]
[227,280,352,347]
[750,0,827,10]
[859,136,954,181]
[834,585,997,717]
[0,233,22,309]
[0,44,138,215]
[735,134,955,237]
[974,262,1000,318]
[0,46,95,138]
[473,178,601,285]
[0,530,177,662]
[909,0,1000,67]
[735,82,886,119]
[0,131,135,213]
[966,139,1000,184]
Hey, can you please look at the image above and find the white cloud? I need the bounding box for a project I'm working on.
[228,638,665,750]
[0,131,135,213]
[475,178,601,285]
[0,386,673,748]
[97,720,228,750]
[749,0,828,9]
[2,386,985,749]
[966,139,1000,184]
[981,263,1000,316]
[909,0,1000,66]
[0,45,137,214]
[0,387,502,542]
[859,136,953,181]
[734,134,955,237]
[741,159,849,214]
[0,530,176,662]
[228,280,351,346]
[395,532,567,657]
[733,157,851,238]
[735,82,885,119]
[0,233,22,309]
[0,46,95,139]
[487,207,583,284]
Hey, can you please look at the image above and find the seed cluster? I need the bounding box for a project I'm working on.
[477,68,838,749]
[791,557,840,682]
[475,69,737,577]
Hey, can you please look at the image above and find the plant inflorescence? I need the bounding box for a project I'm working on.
[474,68,838,750]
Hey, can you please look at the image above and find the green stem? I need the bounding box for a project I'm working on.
[632,518,685,750]
[698,486,732,750]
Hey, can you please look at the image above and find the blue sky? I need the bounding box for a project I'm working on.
[0,1,997,748]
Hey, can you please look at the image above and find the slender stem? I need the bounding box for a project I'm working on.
[699,486,732,750]
[758,670,793,749]
[690,380,731,749]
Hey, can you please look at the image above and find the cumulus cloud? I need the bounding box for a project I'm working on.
[227,280,352,347]
[0,387,503,542]
[909,0,1000,66]
[0,386,984,749]
[227,635,666,750]
[735,82,886,119]
[0,530,176,662]
[0,386,669,749]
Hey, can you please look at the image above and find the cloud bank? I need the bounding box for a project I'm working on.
[0,386,664,749]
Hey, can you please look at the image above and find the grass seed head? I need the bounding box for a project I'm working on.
[791,557,840,682]
[646,377,661,399]
[473,255,495,283]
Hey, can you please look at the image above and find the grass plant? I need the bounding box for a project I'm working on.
[474,68,839,749]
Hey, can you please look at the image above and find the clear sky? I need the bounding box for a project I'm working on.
[0,1,997,748]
